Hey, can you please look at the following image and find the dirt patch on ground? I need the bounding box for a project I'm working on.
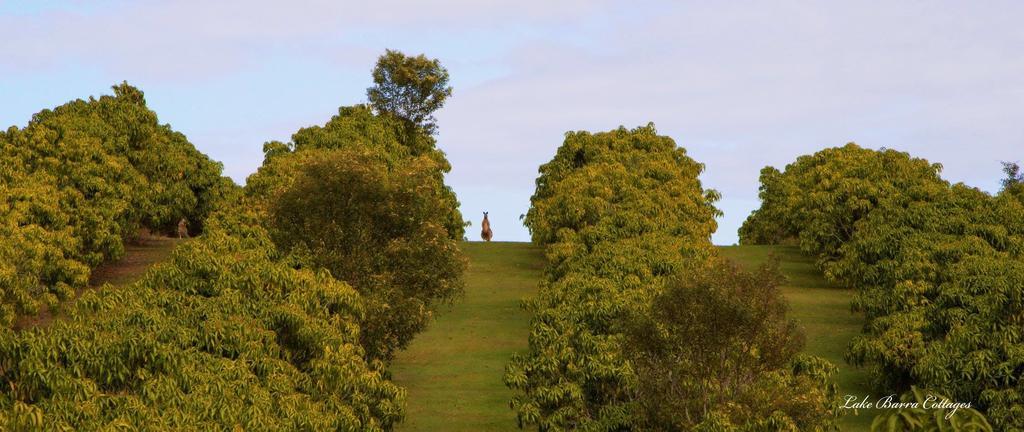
[89,234,183,287]
[14,232,184,331]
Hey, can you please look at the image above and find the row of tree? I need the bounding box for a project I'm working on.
[0,83,231,328]
[505,125,839,430]
[0,51,468,429]
[740,143,1023,429]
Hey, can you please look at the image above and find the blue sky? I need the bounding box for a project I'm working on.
[2,1,1022,244]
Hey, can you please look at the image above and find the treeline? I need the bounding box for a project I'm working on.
[505,125,839,431]
[0,83,232,328]
[0,51,467,429]
[741,143,1023,429]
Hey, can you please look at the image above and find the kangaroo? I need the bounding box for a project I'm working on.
[481,212,493,242]
[177,218,190,239]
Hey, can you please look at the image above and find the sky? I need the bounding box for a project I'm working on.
[2,1,1022,244]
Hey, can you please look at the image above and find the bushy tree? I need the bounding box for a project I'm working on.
[0,205,404,430]
[506,124,836,431]
[0,83,233,327]
[248,104,465,240]
[625,257,838,431]
[1000,161,1024,199]
[836,185,1024,428]
[246,53,467,362]
[743,145,1023,429]
[265,149,466,361]
[738,143,946,265]
[524,124,721,248]
[367,49,452,134]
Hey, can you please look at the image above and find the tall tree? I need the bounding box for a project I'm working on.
[367,49,452,134]
[1001,161,1023,197]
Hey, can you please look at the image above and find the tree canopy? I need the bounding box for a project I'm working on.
[742,144,1024,429]
[264,148,466,361]
[367,49,452,134]
[506,124,837,431]
[0,83,233,327]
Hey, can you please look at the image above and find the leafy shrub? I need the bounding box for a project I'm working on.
[0,206,404,430]
[738,143,946,263]
[264,148,466,361]
[0,83,232,327]
[742,146,1021,429]
[245,101,467,362]
[249,104,465,240]
[838,188,1024,428]
[506,124,837,431]
[626,257,838,431]
[870,387,992,432]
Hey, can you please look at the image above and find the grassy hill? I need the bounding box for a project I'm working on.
[393,242,877,431]
[58,239,876,430]
[391,242,545,431]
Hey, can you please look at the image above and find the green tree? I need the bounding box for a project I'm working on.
[248,105,465,240]
[738,143,947,266]
[744,145,1024,430]
[0,83,232,327]
[0,205,404,430]
[507,125,835,431]
[367,49,452,134]
[265,149,466,361]
[625,257,838,431]
[1000,161,1024,199]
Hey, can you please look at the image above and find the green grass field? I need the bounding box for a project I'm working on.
[391,242,545,431]
[393,242,878,431]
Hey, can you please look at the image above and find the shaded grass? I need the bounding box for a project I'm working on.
[391,241,545,432]
[718,245,876,431]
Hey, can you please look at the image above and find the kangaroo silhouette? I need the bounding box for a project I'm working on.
[481,212,493,242]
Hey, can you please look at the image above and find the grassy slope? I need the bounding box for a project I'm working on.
[393,242,877,431]
[60,239,880,429]
[391,242,545,432]
[718,245,876,431]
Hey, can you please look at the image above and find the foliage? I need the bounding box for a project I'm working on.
[837,188,1024,429]
[367,49,452,134]
[1001,161,1024,199]
[248,104,465,240]
[506,124,836,431]
[870,387,993,432]
[245,98,468,363]
[265,148,466,361]
[0,83,233,327]
[738,143,946,264]
[0,206,405,430]
[523,124,720,247]
[246,66,468,361]
[742,145,1021,429]
[625,257,839,431]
